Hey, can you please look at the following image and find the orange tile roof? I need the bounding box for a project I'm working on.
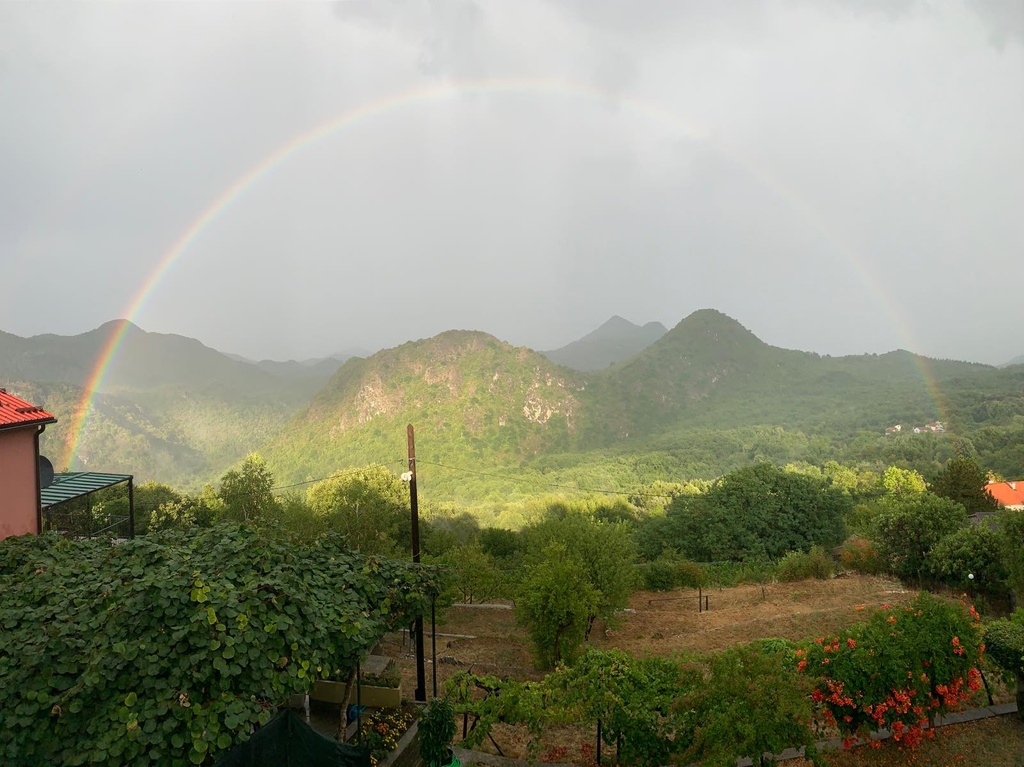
[984,481,1024,508]
[0,389,57,430]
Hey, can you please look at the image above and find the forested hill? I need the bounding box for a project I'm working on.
[263,309,1009,486]
[262,330,588,481]
[7,311,1020,492]
[0,322,338,487]
[542,315,667,371]
[582,309,994,441]
[0,320,335,398]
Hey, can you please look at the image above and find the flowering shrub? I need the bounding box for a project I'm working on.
[358,707,416,766]
[798,593,983,750]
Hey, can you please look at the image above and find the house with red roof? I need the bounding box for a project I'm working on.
[984,480,1024,511]
[0,389,57,539]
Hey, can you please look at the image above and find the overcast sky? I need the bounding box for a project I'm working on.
[2,1,1022,364]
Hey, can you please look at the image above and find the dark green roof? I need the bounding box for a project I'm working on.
[41,472,133,508]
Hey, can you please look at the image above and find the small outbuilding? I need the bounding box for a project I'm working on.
[0,389,56,540]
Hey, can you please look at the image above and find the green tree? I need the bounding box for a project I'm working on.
[217,453,280,524]
[930,456,1000,516]
[516,542,598,668]
[666,463,849,562]
[882,466,927,497]
[438,541,504,604]
[305,464,410,555]
[677,642,821,767]
[998,509,1024,602]
[523,513,637,638]
[928,525,1007,591]
[875,494,968,581]
[148,494,216,532]
[984,611,1024,715]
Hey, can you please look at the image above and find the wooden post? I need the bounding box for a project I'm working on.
[128,477,135,539]
[431,595,438,698]
[409,424,426,702]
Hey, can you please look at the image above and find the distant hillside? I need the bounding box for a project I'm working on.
[0,322,330,486]
[265,309,1011,496]
[584,310,993,443]
[263,330,587,482]
[0,320,334,399]
[1001,354,1024,368]
[9,312,1023,496]
[542,316,667,371]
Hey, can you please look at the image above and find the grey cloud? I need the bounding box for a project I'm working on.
[1,0,1022,365]
[333,0,485,78]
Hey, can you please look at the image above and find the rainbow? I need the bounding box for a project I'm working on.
[60,76,945,469]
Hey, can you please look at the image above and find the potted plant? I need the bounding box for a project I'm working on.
[418,697,459,767]
[357,660,403,708]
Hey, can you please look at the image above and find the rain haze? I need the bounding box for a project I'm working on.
[2,0,1022,364]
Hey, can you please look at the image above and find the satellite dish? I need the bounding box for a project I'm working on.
[38,455,54,489]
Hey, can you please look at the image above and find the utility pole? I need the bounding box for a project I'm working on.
[408,424,426,702]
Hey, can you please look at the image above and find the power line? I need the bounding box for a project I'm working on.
[270,463,403,492]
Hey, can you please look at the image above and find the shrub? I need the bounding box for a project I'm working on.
[928,525,1007,591]
[797,593,984,750]
[776,546,833,582]
[984,610,1024,714]
[677,642,821,767]
[837,535,886,575]
[640,559,677,591]
[675,559,705,588]
[418,697,457,767]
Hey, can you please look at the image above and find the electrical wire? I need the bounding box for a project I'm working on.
[270,463,402,492]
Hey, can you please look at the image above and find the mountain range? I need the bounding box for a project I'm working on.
[3,311,1023,497]
[541,316,667,371]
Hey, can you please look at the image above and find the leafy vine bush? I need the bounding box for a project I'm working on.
[544,649,693,765]
[797,593,983,749]
[0,525,441,766]
[447,646,819,767]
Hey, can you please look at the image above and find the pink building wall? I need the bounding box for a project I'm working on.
[0,427,40,539]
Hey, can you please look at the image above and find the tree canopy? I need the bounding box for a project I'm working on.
[305,464,411,555]
[930,456,1000,516]
[661,462,850,562]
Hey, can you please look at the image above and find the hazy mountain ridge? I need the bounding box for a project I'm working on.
[263,310,1010,487]
[6,312,1021,493]
[0,321,338,400]
[542,315,668,371]
[0,322,335,486]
